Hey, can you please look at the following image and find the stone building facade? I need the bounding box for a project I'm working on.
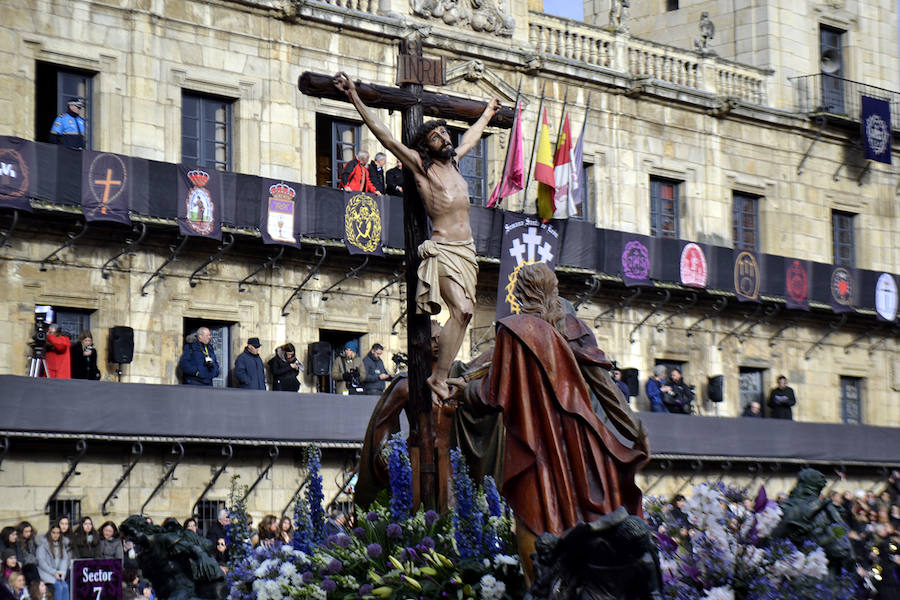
[0,0,898,526]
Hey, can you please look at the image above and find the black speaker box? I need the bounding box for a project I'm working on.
[109,326,134,364]
[621,368,640,397]
[707,375,724,403]
[308,342,332,376]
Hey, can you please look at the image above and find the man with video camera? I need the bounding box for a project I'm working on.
[331,340,366,395]
[178,327,220,386]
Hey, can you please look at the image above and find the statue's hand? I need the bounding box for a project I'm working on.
[333,72,356,96]
[487,97,502,114]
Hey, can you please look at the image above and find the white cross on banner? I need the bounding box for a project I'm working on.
[495,210,561,319]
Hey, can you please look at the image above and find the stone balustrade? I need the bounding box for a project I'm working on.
[310,0,379,13]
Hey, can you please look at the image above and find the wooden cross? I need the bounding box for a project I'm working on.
[298,38,512,507]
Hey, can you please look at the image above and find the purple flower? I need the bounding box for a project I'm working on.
[320,578,337,593]
[334,533,351,548]
[301,571,314,584]
[366,511,379,522]
[421,536,435,549]
[359,584,373,595]
[405,547,418,561]
[367,543,383,558]
[353,526,366,538]
[327,558,342,574]
[326,534,338,547]
[386,523,402,539]
[424,510,439,526]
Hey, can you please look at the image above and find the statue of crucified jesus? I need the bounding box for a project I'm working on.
[334,71,501,401]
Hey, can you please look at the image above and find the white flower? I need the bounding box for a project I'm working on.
[492,554,518,567]
[280,561,297,578]
[800,548,828,579]
[702,585,734,600]
[479,574,506,600]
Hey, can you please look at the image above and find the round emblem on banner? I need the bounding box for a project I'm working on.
[875,273,898,321]
[344,193,382,253]
[786,260,808,304]
[733,251,760,300]
[621,240,650,281]
[830,267,853,306]
[679,243,707,288]
[866,114,890,156]
[0,148,29,200]
[88,153,127,214]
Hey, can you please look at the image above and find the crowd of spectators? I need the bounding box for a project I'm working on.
[645,365,696,414]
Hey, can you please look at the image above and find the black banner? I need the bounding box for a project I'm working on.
[620,234,652,287]
[0,136,35,212]
[875,273,898,322]
[342,191,384,256]
[829,266,856,313]
[81,151,132,225]
[177,165,222,240]
[259,179,301,248]
[784,258,811,311]
[496,211,561,319]
[679,241,708,289]
[733,250,761,302]
[861,95,892,164]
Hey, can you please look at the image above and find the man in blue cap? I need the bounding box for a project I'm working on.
[50,97,87,149]
[331,340,367,394]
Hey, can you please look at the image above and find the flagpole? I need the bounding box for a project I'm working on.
[555,86,569,149]
[580,92,591,138]
[523,82,546,202]
[493,76,523,207]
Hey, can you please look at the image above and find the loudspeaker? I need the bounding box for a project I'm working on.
[621,368,640,397]
[820,48,841,75]
[308,342,332,376]
[707,375,724,403]
[109,326,134,364]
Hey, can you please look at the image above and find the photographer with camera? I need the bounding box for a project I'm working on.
[178,327,219,386]
[331,341,366,395]
[44,323,72,379]
[663,367,695,415]
[71,330,101,380]
[362,343,391,395]
[268,343,303,392]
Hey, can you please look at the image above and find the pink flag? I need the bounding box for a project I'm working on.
[487,100,524,207]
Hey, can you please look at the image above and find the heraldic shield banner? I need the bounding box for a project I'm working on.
[81,151,132,225]
[861,95,892,164]
[0,136,36,212]
[496,210,561,319]
[784,259,811,311]
[177,166,222,240]
[342,191,384,256]
[733,250,761,303]
[260,178,301,248]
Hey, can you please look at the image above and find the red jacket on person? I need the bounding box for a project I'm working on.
[45,332,72,379]
[339,160,378,194]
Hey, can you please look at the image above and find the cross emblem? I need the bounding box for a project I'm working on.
[508,226,555,266]
[93,168,122,214]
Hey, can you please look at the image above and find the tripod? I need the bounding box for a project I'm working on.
[28,344,48,377]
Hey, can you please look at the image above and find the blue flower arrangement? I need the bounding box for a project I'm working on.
[386,433,413,522]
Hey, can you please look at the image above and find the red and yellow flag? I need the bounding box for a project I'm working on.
[553,113,574,219]
[535,108,556,220]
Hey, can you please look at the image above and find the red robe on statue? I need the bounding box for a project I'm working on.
[480,313,647,537]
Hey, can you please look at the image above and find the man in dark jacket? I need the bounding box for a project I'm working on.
[178,327,220,385]
[361,343,390,395]
[233,337,265,390]
[367,152,387,195]
[385,160,403,196]
[767,375,797,419]
[663,367,694,414]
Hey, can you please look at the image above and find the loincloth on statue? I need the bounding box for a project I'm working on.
[416,238,479,315]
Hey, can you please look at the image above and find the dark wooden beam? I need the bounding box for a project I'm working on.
[298,71,515,129]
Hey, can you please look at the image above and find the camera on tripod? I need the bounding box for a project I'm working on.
[31,312,49,359]
[391,352,408,370]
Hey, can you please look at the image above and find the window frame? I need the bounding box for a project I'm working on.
[649,176,680,239]
[832,210,855,267]
[35,62,95,149]
[48,499,82,528]
[732,192,760,251]
[181,91,233,172]
[331,119,361,189]
[449,128,489,207]
[840,376,862,424]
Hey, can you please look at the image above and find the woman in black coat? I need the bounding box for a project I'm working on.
[71,331,101,380]
[268,343,302,392]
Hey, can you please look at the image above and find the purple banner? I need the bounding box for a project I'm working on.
[342,191,384,256]
[733,250,761,303]
[621,237,651,287]
[785,259,811,311]
[829,266,856,313]
[72,558,122,600]
[177,165,222,240]
[260,179,301,248]
[0,136,35,212]
[81,151,132,225]
[496,211,561,319]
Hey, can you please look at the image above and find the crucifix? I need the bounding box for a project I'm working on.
[93,168,122,214]
[298,36,512,507]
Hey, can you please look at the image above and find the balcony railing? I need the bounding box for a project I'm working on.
[790,73,900,130]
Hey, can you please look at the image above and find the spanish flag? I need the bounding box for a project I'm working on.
[535,108,556,220]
